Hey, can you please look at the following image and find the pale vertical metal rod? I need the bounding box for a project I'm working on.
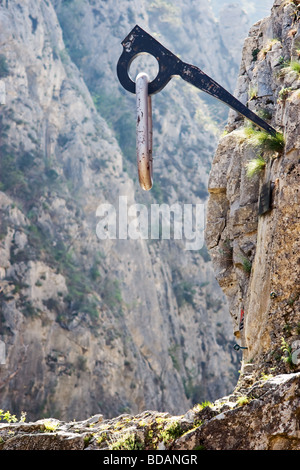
[136,72,153,191]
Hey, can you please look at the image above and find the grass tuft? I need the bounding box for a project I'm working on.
[245,156,266,178]
[236,396,251,406]
[277,59,300,78]
[287,60,300,74]
[242,125,285,153]
[109,432,144,450]
[241,256,252,273]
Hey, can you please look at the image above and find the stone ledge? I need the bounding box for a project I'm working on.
[1,373,299,451]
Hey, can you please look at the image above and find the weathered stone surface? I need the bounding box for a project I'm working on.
[175,373,300,450]
[1,372,299,450]
[2,432,86,451]
[206,0,300,377]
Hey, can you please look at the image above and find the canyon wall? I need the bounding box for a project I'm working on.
[0,0,252,420]
[206,0,300,380]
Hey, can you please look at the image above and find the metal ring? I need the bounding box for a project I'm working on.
[233,344,248,351]
[136,72,153,191]
[116,25,176,95]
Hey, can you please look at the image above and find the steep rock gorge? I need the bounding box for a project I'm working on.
[0,0,254,421]
[1,0,300,451]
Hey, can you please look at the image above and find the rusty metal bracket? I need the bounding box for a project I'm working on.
[117,25,277,136]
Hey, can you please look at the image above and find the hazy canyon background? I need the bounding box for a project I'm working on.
[0,0,274,421]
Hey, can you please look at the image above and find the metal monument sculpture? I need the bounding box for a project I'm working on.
[117,25,277,190]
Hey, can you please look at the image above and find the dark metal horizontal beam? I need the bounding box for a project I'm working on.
[117,25,277,136]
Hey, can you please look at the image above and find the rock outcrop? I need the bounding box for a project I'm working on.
[1,372,300,450]
[206,0,300,381]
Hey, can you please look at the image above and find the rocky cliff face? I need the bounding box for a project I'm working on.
[206,0,300,381]
[1,0,300,452]
[1,371,300,450]
[0,0,252,422]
